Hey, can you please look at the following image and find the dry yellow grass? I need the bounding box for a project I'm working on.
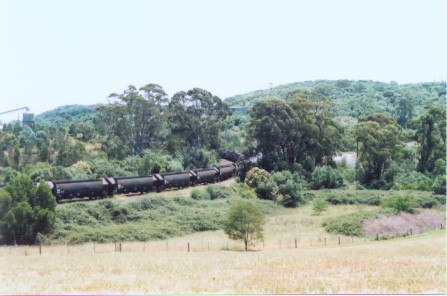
[0,231,444,294]
[0,205,445,294]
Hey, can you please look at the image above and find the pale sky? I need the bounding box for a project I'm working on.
[0,0,446,122]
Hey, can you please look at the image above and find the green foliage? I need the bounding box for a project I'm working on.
[413,106,446,175]
[0,175,56,245]
[432,175,446,195]
[226,80,445,121]
[0,167,19,184]
[309,189,445,208]
[248,94,342,172]
[223,199,266,251]
[381,194,418,214]
[206,185,233,200]
[167,88,229,154]
[312,197,328,215]
[311,166,345,189]
[49,195,277,244]
[323,210,380,236]
[190,189,204,200]
[271,170,307,207]
[354,113,404,188]
[245,167,270,189]
[96,85,166,156]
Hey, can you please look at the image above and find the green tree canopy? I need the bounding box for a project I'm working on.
[0,174,56,245]
[223,199,266,251]
[354,113,404,188]
[167,88,229,154]
[412,106,446,175]
[96,84,165,157]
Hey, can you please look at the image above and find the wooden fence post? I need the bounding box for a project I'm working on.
[39,244,42,255]
[93,242,96,253]
[338,236,341,245]
[295,239,297,248]
[188,242,190,253]
[376,233,379,241]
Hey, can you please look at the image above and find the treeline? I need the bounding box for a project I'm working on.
[241,89,445,195]
[0,84,233,184]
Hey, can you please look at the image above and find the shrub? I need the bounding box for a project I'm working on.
[381,194,418,214]
[311,166,344,189]
[271,170,307,207]
[312,197,328,215]
[190,188,204,200]
[432,175,446,195]
[323,211,380,236]
[206,185,233,200]
[245,167,279,200]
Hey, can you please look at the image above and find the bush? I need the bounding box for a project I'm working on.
[312,197,328,215]
[311,166,344,189]
[381,194,418,214]
[323,210,380,236]
[245,167,279,200]
[432,175,446,195]
[206,185,233,200]
[271,170,307,207]
[190,188,204,200]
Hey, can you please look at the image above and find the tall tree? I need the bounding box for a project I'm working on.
[248,99,300,170]
[0,174,56,245]
[396,97,414,129]
[354,113,403,187]
[413,106,446,174]
[168,88,229,155]
[96,84,164,157]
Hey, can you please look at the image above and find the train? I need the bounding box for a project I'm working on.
[42,163,237,202]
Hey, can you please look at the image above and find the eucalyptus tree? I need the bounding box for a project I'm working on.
[354,113,404,187]
[167,88,229,155]
[96,84,166,158]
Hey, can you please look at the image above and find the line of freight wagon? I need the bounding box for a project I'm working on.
[0,163,237,203]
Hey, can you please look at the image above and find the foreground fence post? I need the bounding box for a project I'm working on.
[188,242,190,253]
[295,239,297,248]
[338,237,341,245]
[93,242,96,253]
[39,244,42,255]
[376,233,379,241]
[119,243,122,252]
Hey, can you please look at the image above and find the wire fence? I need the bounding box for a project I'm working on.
[0,224,442,257]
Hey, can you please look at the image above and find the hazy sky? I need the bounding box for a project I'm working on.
[0,0,445,122]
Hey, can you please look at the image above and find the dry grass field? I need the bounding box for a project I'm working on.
[0,204,445,294]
